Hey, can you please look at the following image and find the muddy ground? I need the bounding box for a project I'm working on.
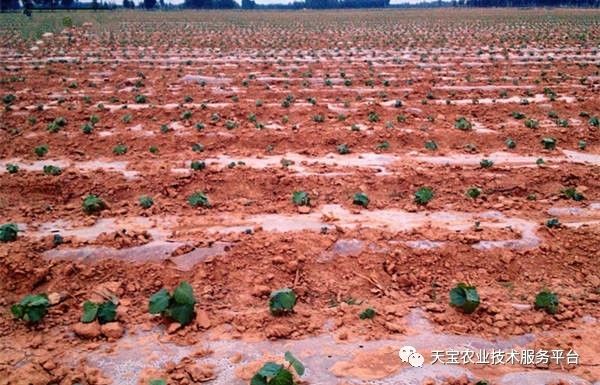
[0,8,599,385]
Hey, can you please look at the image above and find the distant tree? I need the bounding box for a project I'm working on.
[1,0,21,10]
[213,0,237,7]
[159,0,164,7]
[61,0,73,7]
[143,0,156,7]
[183,0,210,7]
[242,0,255,8]
[91,0,98,9]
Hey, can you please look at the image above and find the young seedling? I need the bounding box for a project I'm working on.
[589,116,599,127]
[190,160,206,171]
[0,223,19,242]
[414,187,434,205]
[149,146,159,154]
[359,308,376,320]
[43,165,62,176]
[454,117,472,131]
[505,138,516,149]
[534,290,559,315]
[191,143,204,153]
[424,140,438,151]
[11,294,50,323]
[541,137,557,150]
[250,351,305,385]
[188,192,210,208]
[449,283,480,314]
[562,187,584,201]
[292,191,310,206]
[524,118,539,129]
[546,218,561,228]
[511,111,525,119]
[82,123,93,134]
[113,144,127,155]
[2,93,16,105]
[47,117,67,133]
[269,288,297,316]
[6,163,19,174]
[368,112,379,123]
[149,379,166,385]
[195,122,205,131]
[53,234,63,246]
[578,140,587,150]
[466,187,482,199]
[337,144,350,154]
[134,94,147,103]
[312,114,325,123]
[82,194,106,214]
[149,281,196,326]
[34,144,48,157]
[376,141,390,151]
[353,192,369,208]
[479,159,494,168]
[139,196,154,209]
[81,299,118,324]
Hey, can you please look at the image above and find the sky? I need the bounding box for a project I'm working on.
[165,0,420,4]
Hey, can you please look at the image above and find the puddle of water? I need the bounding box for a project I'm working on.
[65,309,544,385]
[44,241,230,271]
[405,240,446,249]
[332,239,364,256]
[0,159,139,180]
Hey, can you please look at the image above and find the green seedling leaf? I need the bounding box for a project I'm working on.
[414,187,434,205]
[284,351,305,376]
[337,144,350,154]
[149,288,170,314]
[250,374,268,385]
[562,187,584,201]
[173,281,196,305]
[541,137,557,150]
[166,303,195,326]
[11,294,49,323]
[269,369,293,385]
[449,283,480,314]
[353,192,369,207]
[535,290,559,315]
[258,362,283,377]
[82,194,106,214]
[292,191,310,206]
[139,196,154,209]
[43,165,62,176]
[81,301,99,323]
[269,288,297,316]
[359,308,376,320]
[149,380,166,385]
[546,218,561,228]
[480,159,494,168]
[188,192,210,208]
[0,223,19,242]
[97,301,117,324]
[454,116,472,130]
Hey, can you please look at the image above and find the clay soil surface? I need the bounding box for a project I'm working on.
[0,8,600,385]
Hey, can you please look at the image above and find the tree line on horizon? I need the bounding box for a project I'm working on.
[1,0,598,12]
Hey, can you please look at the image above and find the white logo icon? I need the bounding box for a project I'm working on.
[399,345,416,362]
[399,345,424,368]
[408,352,424,368]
